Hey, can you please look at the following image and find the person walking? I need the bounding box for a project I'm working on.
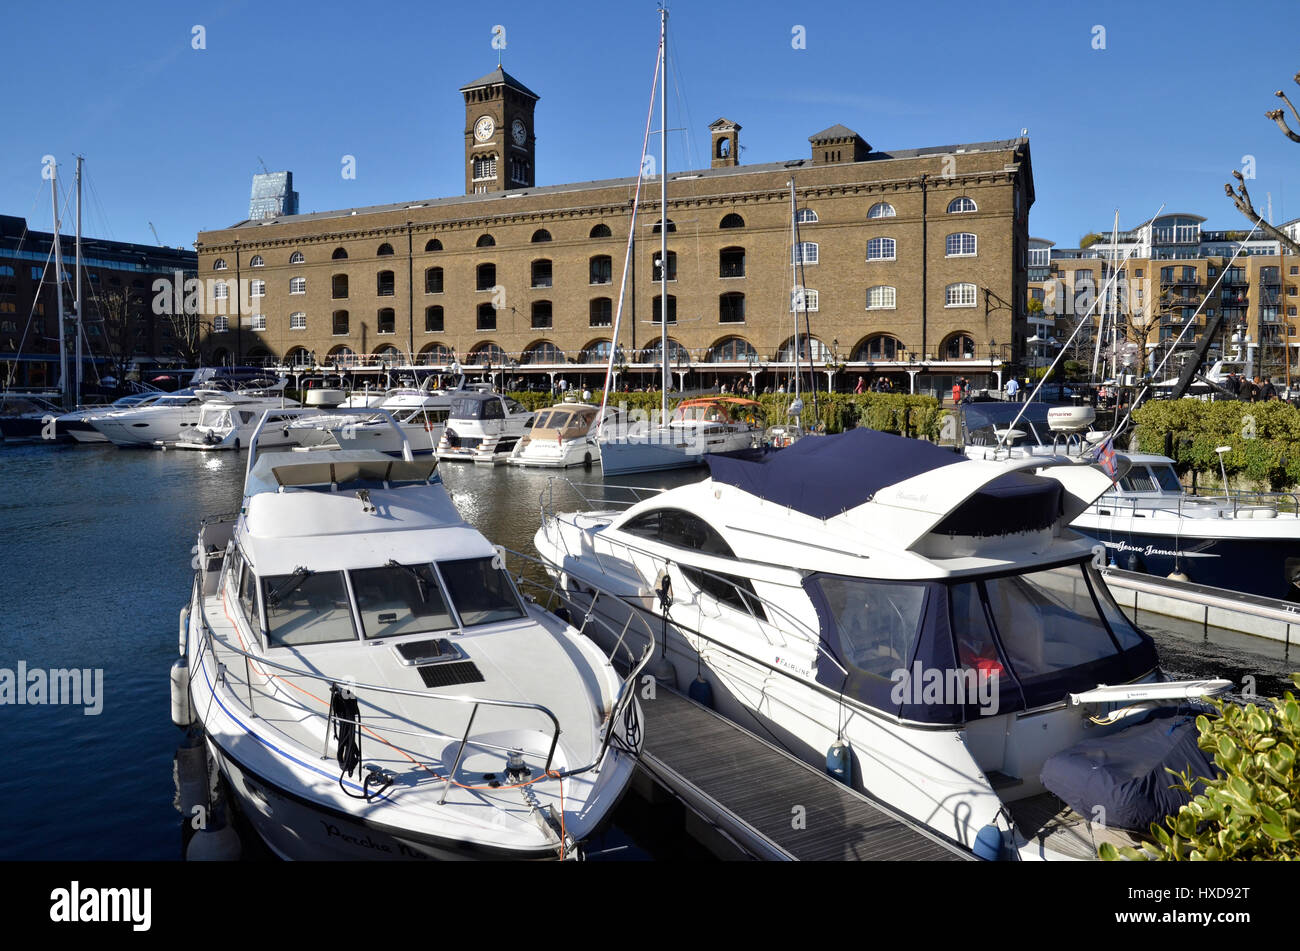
[1006,377,1020,402]
[855,375,865,395]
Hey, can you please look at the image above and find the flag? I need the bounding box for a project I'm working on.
[1093,436,1118,481]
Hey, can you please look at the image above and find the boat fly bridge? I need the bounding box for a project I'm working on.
[175,408,653,860]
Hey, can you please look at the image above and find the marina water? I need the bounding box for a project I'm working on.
[0,441,1293,860]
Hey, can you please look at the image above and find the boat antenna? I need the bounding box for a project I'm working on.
[595,18,663,438]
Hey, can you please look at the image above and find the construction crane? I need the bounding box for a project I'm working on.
[148,221,162,246]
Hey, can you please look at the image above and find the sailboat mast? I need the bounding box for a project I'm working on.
[51,164,68,408]
[1110,210,1119,382]
[75,155,83,406]
[789,179,801,410]
[658,6,668,419]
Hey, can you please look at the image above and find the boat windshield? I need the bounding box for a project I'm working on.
[450,397,494,420]
[1152,464,1182,493]
[351,563,455,639]
[262,570,358,647]
[437,556,525,626]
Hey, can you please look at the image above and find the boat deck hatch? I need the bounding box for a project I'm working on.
[393,637,463,666]
[417,661,485,689]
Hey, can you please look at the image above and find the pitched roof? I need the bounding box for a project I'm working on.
[808,124,861,142]
[458,67,540,100]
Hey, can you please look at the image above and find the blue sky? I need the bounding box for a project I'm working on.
[3,0,1297,249]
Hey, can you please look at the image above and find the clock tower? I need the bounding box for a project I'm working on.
[460,67,539,195]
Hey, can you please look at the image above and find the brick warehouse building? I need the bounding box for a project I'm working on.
[193,67,1033,396]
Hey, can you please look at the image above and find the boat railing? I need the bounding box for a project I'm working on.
[1098,489,1300,519]
[244,406,414,482]
[540,476,667,519]
[536,504,848,679]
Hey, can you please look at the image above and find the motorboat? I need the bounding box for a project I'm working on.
[534,428,1231,860]
[90,379,286,448]
[0,393,67,443]
[509,401,612,469]
[326,378,481,456]
[597,396,764,476]
[435,391,535,464]
[173,393,303,451]
[960,402,1300,599]
[175,408,651,860]
[56,393,165,443]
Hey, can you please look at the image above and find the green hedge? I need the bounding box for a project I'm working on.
[507,390,944,439]
[1132,398,1300,489]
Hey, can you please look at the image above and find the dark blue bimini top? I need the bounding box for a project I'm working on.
[706,429,967,519]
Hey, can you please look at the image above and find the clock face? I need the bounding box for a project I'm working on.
[473,116,495,142]
[511,119,527,146]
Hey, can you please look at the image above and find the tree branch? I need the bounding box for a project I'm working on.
[1225,170,1300,255]
[1265,72,1300,143]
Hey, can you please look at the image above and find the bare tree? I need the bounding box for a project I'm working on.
[1226,71,1300,255]
[166,309,209,367]
[97,290,142,384]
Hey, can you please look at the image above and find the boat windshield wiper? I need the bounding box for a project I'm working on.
[266,566,313,607]
[386,559,430,602]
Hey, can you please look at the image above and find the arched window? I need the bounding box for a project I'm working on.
[866,285,897,310]
[720,213,745,229]
[651,251,677,282]
[476,233,496,248]
[855,335,903,362]
[476,263,496,291]
[719,247,745,278]
[213,258,228,270]
[419,343,453,365]
[652,294,677,324]
[531,229,552,243]
[868,202,896,219]
[531,259,553,288]
[469,342,505,364]
[376,270,395,296]
[866,237,896,261]
[717,139,731,159]
[289,276,306,294]
[778,336,831,362]
[946,282,978,307]
[476,302,496,331]
[425,306,444,333]
[590,223,612,239]
[377,308,396,334]
[947,196,977,214]
[374,344,401,361]
[332,247,349,260]
[328,345,356,366]
[707,337,757,363]
[332,310,349,335]
[796,208,818,223]
[589,255,612,285]
[425,267,443,294]
[522,341,564,364]
[942,332,976,359]
[651,218,676,234]
[589,298,613,327]
[640,338,689,365]
[285,347,312,366]
[579,340,612,364]
[249,255,264,267]
[289,251,305,264]
[945,232,977,257]
[424,238,442,252]
[377,243,394,256]
[332,274,348,299]
[531,300,552,329]
[719,292,745,323]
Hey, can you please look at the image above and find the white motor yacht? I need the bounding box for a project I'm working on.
[56,393,164,443]
[173,393,303,451]
[509,401,612,469]
[176,409,650,860]
[88,390,209,447]
[535,428,1230,860]
[597,396,764,476]
[435,391,535,464]
[960,402,1300,600]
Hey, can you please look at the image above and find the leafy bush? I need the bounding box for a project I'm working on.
[1132,398,1300,489]
[1100,674,1300,861]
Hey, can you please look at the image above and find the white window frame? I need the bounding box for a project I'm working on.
[250,313,267,331]
[250,255,264,268]
[289,252,305,264]
[289,312,306,330]
[867,202,896,219]
[946,282,977,307]
[213,282,229,300]
[866,237,896,261]
[213,315,229,332]
[796,208,818,224]
[793,242,818,266]
[946,232,977,257]
[250,279,265,297]
[213,259,228,270]
[790,287,819,312]
[947,196,977,214]
[290,277,306,295]
[866,285,896,310]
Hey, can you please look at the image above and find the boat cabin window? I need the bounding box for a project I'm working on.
[1085,565,1147,650]
[1119,466,1157,493]
[819,577,927,678]
[239,562,260,631]
[1152,465,1182,493]
[968,565,1120,682]
[622,507,734,557]
[481,399,504,421]
[351,563,454,639]
[262,570,358,647]
[504,398,527,415]
[437,557,525,626]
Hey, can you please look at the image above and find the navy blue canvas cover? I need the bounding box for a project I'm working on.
[706,429,966,519]
[1039,708,1220,832]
